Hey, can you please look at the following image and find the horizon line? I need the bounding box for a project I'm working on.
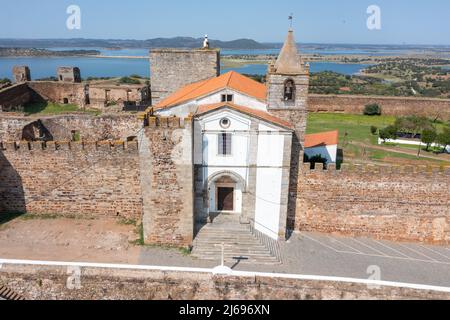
[0,37,450,48]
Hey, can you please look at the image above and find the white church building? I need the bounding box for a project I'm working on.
[151,30,334,240]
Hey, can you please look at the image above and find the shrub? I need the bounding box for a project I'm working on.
[379,125,397,141]
[421,128,437,151]
[370,126,378,135]
[119,77,141,85]
[364,103,382,116]
[436,127,450,152]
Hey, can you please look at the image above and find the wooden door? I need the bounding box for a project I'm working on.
[217,187,234,211]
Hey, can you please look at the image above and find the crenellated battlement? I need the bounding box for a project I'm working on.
[145,115,192,129]
[302,162,450,176]
[0,140,139,153]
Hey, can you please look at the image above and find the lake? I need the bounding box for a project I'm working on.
[0,46,442,80]
[0,57,372,80]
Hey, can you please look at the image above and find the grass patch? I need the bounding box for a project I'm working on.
[307,113,397,145]
[24,102,80,115]
[23,102,101,116]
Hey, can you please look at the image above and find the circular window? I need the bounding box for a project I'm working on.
[220,118,231,129]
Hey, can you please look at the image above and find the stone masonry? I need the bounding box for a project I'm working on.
[1,263,448,300]
[296,164,450,245]
[308,94,450,120]
[142,116,194,246]
[57,67,81,83]
[0,140,143,219]
[150,48,220,104]
[12,66,31,83]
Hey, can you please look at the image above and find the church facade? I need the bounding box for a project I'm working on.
[150,30,309,240]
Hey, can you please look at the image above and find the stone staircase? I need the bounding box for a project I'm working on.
[0,285,25,300]
[192,215,282,265]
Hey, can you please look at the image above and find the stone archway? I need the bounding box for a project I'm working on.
[205,171,247,219]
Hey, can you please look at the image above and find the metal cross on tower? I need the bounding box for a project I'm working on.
[289,13,294,29]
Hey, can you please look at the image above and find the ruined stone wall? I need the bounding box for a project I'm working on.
[0,114,142,141]
[88,85,151,110]
[296,164,450,245]
[0,141,143,218]
[150,49,220,104]
[1,263,448,300]
[0,84,33,112]
[142,116,194,247]
[27,81,86,107]
[308,94,450,120]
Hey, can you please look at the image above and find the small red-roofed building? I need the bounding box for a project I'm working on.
[304,130,339,164]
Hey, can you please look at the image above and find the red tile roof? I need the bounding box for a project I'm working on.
[155,71,267,110]
[304,130,339,148]
[195,102,293,130]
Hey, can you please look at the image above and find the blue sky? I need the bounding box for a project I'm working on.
[1,0,449,45]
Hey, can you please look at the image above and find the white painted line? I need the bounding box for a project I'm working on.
[373,240,412,259]
[396,243,439,262]
[301,233,357,254]
[326,236,363,254]
[303,235,450,265]
[418,245,450,261]
[348,238,389,257]
[0,258,449,294]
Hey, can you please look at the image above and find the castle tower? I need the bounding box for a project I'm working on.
[267,29,309,146]
[12,66,31,83]
[267,29,310,233]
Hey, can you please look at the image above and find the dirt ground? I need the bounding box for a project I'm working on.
[0,217,141,264]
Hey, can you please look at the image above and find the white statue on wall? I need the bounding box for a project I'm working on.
[203,35,210,49]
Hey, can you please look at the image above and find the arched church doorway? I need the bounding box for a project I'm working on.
[207,172,245,217]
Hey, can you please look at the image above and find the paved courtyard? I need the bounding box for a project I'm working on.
[0,217,448,288]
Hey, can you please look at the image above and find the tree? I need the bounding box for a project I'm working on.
[394,115,432,138]
[421,128,437,151]
[364,103,382,116]
[370,126,378,135]
[379,125,398,142]
[436,127,450,153]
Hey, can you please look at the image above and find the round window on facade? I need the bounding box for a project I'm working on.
[220,118,231,129]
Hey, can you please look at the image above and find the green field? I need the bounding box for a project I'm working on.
[24,102,99,116]
[306,113,450,166]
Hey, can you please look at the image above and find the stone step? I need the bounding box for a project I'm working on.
[193,218,281,265]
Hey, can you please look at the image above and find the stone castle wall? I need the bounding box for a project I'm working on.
[27,81,86,107]
[0,140,143,218]
[142,116,194,246]
[295,164,450,245]
[0,114,142,141]
[0,84,33,112]
[1,263,448,300]
[150,49,220,104]
[308,94,450,120]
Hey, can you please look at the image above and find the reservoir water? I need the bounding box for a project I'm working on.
[0,46,437,80]
[0,58,372,80]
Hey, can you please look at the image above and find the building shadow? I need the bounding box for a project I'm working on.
[337,148,344,169]
[285,135,301,241]
[0,149,26,220]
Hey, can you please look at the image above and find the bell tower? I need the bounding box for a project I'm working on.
[267,29,310,234]
[267,29,309,146]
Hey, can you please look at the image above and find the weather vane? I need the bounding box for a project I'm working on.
[289,13,294,29]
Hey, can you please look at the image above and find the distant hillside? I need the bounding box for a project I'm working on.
[0,48,100,57]
[0,37,276,50]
